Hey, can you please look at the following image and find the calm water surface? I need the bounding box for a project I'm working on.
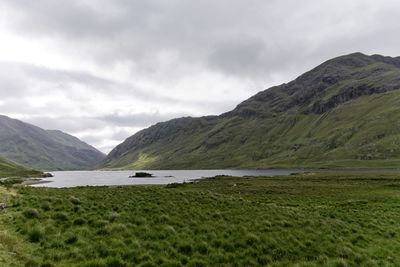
[31,169,400,188]
[31,169,302,188]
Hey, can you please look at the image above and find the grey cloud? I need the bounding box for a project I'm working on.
[4,0,398,83]
[0,0,327,81]
[1,1,127,39]
[23,116,102,133]
[111,129,135,142]
[208,38,269,77]
[0,64,29,98]
[207,38,307,79]
[22,111,187,134]
[0,62,180,104]
[97,143,120,154]
[21,64,113,87]
[1,0,400,153]
[98,112,186,128]
[77,135,109,147]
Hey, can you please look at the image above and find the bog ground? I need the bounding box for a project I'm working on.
[1,172,400,266]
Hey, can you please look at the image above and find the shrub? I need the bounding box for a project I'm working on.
[195,242,209,255]
[69,196,81,205]
[178,243,193,255]
[82,259,107,267]
[105,256,125,267]
[96,227,110,236]
[245,234,260,247]
[73,218,86,226]
[24,259,40,267]
[0,177,24,186]
[188,260,207,267]
[28,227,43,243]
[23,208,39,219]
[139,261,156,267]
[41,261,55,267]
[41,201,51,211]
[166,183,185,188]
[65,235,78,244]
[108,212,120,222]
[90,220,108,228]
[109,223,127,234]
[52,212,69,221]
[222,241,234,252]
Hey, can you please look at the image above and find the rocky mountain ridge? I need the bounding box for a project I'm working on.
[98,53,400,169]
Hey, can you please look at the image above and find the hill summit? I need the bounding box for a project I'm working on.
[0,115,105,171]
[98,53,400,169]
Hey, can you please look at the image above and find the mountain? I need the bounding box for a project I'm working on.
[0,115,105,170]
[0,156,43,178]
[98,52,400,169]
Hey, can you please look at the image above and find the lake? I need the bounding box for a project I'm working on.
[31,169,302,188]
[31,169,400,188]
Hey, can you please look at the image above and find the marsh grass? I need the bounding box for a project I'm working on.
[1,172,400,265]
[0,177,25,186]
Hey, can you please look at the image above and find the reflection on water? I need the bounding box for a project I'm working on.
[31,169,301,188]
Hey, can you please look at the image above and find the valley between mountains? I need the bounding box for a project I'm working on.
[2,53,400,266]
[2,52,400,175]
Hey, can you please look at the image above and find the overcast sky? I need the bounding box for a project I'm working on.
[0,0,399,153]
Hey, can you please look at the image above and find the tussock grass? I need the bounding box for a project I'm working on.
[1,172,400,265]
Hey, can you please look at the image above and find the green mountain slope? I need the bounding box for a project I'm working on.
[0,115,105,171]
[98,53,400,169]
[0,156,43,178]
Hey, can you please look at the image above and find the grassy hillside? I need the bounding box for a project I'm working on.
[0,156,43,178]
[0,115,105,171]
[98,53,400,169]
[1,172,400,265]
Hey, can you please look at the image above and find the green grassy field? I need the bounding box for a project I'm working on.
[1,172,400,266]
[0,157,44,179]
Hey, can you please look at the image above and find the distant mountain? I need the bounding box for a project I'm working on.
[0,115,105,170]
[0,156,43,178]
[98,52,400,169]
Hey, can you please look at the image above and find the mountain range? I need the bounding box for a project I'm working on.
[98,52,400,169]
[0,115,105,171]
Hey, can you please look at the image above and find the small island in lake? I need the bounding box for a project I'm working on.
[129,172,153,178]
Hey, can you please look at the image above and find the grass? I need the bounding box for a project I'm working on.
[0,156,44,179]
[1,172,400,265]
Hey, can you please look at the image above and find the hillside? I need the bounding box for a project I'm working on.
[98,52,400,169]
[0,156,43,178]
[0,115,105,170]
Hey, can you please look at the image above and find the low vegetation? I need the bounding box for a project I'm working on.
[1,172,400,265]
[0,156,44,179]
